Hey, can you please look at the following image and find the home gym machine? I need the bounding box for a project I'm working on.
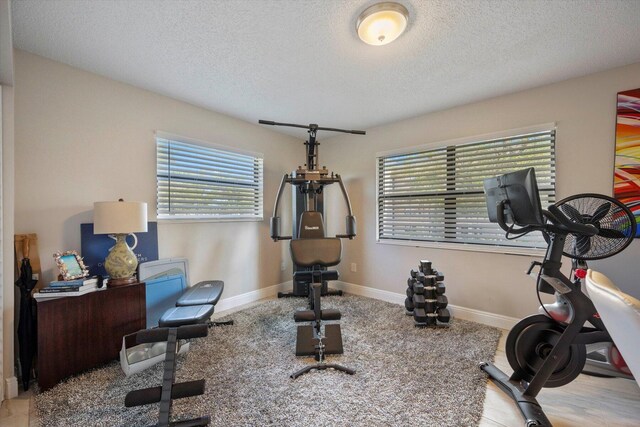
[259,119,364,378]
[481,167,637,427]
[259,119,365,298]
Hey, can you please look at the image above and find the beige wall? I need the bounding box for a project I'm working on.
[1,0,15,400]
[2,85,14,399]
[13,50,299,298]
[323,62,640,319]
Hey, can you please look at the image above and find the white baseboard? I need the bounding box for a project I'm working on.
[212,279,518,330]
[447,304,518,330]
[332,281,405,305]
[4,376,18,400]
[333,280,518,330]
[214,281,291,313]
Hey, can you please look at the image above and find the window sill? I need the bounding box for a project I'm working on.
[376,238,546,257]
[157,216,263,224]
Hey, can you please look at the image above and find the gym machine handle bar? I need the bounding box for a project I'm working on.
[258,120,366,135]
[270,173,356,241]
[495,200,598,237]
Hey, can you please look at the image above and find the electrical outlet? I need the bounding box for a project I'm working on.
[350,263,357,272]
[32,273,39,280]
[281,261,286,271]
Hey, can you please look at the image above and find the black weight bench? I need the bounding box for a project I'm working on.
[125,324,210,427]
[125,281,228,426]
[159,280,233,328]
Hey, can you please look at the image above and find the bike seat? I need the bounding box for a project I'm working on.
[585,269,640,387]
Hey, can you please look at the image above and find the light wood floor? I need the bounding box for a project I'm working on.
[479,331,640,426]
[2,329,639,426]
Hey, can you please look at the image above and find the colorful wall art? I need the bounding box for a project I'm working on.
[614,88,640,237]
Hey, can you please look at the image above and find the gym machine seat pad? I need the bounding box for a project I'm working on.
[176,280,224,306]
[290,238,342,267]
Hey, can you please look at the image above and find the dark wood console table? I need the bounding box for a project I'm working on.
[36,282,146,391]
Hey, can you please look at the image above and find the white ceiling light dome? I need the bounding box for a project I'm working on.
[356,2,409,46]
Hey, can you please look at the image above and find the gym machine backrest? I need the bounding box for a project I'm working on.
[298,211,326,238]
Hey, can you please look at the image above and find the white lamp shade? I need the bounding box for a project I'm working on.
[93,201,148,234]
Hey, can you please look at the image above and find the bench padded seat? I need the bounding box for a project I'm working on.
[159,305,214,327]
[294,309,341,322]
[176,280,224,307]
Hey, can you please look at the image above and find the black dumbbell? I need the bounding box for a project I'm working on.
[437,295,448,309]
[424,299,437,313]
[436,282,446,295]
[419,260,433,275]
[406,286,414,299]
[404,297,414,313]
[413,307,427,323]
[436,272,445,281]
[437,307,450,323]
[416,312,437,326]
[424,287,437,299]
[410,269,420,279]
[423,275,437,286]
[413,283,425,294]
[427,313,438,326]
[407,277,416,289]
[412,293,425,308]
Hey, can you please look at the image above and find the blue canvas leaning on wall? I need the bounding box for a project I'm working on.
[80,222,159,276]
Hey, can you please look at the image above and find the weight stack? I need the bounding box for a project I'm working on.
[405,260,451,327]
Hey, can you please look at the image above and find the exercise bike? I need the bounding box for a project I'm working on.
[480,168,637,427]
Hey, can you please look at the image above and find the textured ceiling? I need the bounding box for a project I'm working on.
[11,0,640,137]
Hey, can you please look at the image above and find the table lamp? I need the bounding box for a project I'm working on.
[93,199,148,287]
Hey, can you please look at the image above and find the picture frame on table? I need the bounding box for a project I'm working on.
[53,250,89,280]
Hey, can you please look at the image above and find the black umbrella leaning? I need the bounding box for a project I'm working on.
[15,239,38,391]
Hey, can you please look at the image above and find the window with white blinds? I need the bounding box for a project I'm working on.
[377,128,556,250]
[156,134,263,220]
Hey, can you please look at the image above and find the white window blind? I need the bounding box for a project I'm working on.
[156,135,263,220]
[377,129,556,250]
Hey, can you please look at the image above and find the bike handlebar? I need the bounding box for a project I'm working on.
[495,200,598,238]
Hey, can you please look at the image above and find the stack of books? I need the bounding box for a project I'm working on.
[33,277,105,300]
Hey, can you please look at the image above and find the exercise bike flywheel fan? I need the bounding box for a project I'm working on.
[553,193,636,260]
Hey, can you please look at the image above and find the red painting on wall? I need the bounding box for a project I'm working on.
[614,88,640,236]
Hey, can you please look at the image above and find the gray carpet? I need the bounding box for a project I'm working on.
[34,294,501,426]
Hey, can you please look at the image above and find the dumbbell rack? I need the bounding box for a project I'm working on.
[405,260,451,327]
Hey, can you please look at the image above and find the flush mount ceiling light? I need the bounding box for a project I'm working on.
[356,2,409,46]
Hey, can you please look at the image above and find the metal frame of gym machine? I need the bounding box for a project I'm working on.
[259,120,365,298]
